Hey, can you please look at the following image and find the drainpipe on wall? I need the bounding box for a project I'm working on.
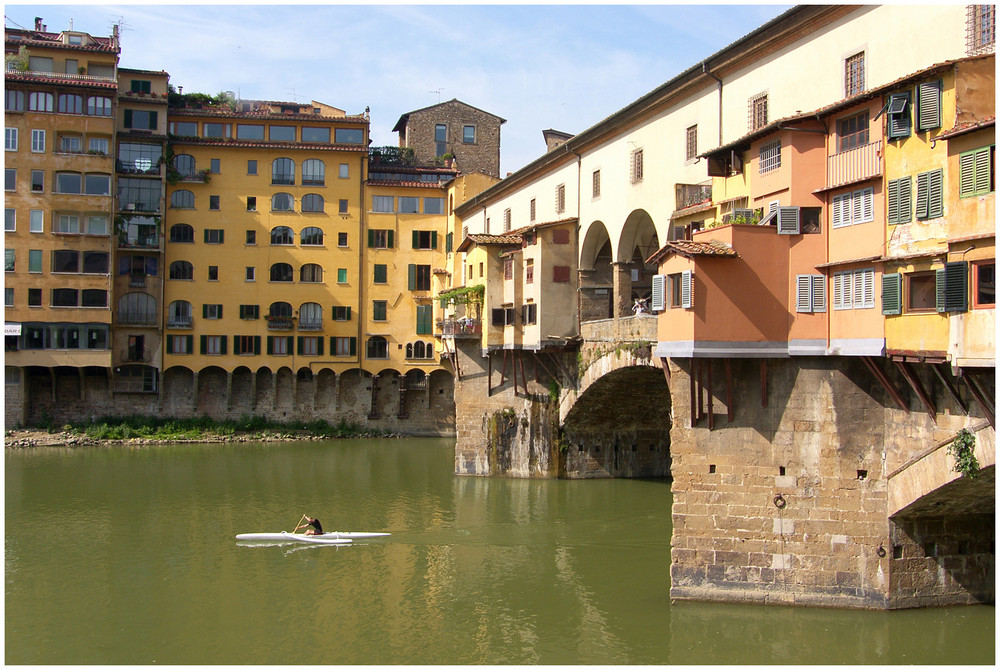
[704,63,724,148]
[358,151,366,375]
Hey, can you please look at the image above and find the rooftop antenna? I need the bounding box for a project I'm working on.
[430,88,443,103]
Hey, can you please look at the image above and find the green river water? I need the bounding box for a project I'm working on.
[5,438,994,664]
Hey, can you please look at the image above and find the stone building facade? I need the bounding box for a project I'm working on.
[392,99,505,178]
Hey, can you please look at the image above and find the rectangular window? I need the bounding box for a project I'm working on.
[124,109,158,131]
[435,124,447,156]
[86,216,108,236]
[247,160,257,175]
[368,229,394,249]
[974,262,995,307]
[373,264,386,284]
[412,230,436,250]
[463,125,476,143]
[686,125,698,161]
[29,210,43,233]
[245,267,255,281]
[247,196,257,212]
[269,125,295,141]
[203,335,224,355]
[408,264,431,291]
[556,183,566,213]
[906,272,937,312]
[245,230,256,245]
[5,127,17,151]
[525,259,534,284]
[795,275,827,313]
[424,197,444,214]
[372,301,387,321]
[334,128,363,144]
[88,137,109,154]
[831,188,874,228]
[837,112,869,153]
[239,304,260,320]
[749,92,768,131]
[668,271,693,309]
[759,139,781,174]
[338,232,348,247]
[202,122,230,139]
[886,92,911,140]
[56,214,80,234]
[4,249,14,272]
[833,268,875,309]
[5,208,14,232]
[209,195,220,210]
[630,149,644,184]
[845,52,865,97]
[52,249,79,273]
[372,196,394,213]
[130,80,152,94]
[334,336,356,356]
[959,145,995,197]
[399,197,419,214]
[84,174,110,196]
[302,127,330,143]
[31,129,45,153]
[209,158,221,174]
[28,249,42,272]
[208,266,218,281]
[27,288,41,306]
[339,199,348,214]
[204,229,224,244]
[60,135,82,153]
[31,170,44,192]
[5,168,14,191]
[333,306,352,321]
[522,303,537,325]
[168,334,193,354]
[236,124,265,140]
[234,335,260,355]
[271,336,289,356]
[299,336,320,356]
[915,169,944,220]
[203,304,223,319]
[5,287,12,307]
[339,163,349,179]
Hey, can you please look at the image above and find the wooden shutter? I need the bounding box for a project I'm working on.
[166,334,173,352]
[345,306,351,320]
[412,230,419,249]
[407,264,416,291]
[186,335,194,352]
[202,304,209,318]
[267,336,273,355]
[916,80,941,132]
[387,230,394,248]
[446,232,453,253]
[297,336,304,355]
[959,151,977,196]
[811,275,827,313]
[491,309,504,326]
[831,194,845,228]
[939,261,969,313]
[124,109,133,128]
[680,270,693,309]
[200,335,208,354]
[796,275,813,312]
[220,337,227,355]
[317,337,323,356]
[349,337,357,356]
[431,231,437,249]
[861,188,874,222]
[974,147,992,194]
[367,229,375,247]
[832,272,844,309]
[861,269,875,308]
[927,169,943,218]
[897,177,911,223]
[777,207,800,234]
[887,92,911,139]
[915,172,929,219]
[253,336,261,355]
[651,274,666,311]
[882,273,902,315]
[886,180,899,224]
[232,335,241,355]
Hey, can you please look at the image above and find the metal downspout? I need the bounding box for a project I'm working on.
[358,149,366,376]
[703,63,723,147]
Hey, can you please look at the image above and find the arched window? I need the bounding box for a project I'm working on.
[301,193,324,213]
[167,300,192,327]
[300,263,323,283]
[171,190,194,208]
[366,336,388,359]
[58,93,83,114]
[118,292,156,324]
[425,341,435,358]
[169,223,194,243]
[268,301,293,319]
[300,226,323,246]
[173,154,196,178]
[299,302,322,329]
[271,158,295,185]
[270,226,294,245]
[302,159,325,186]
[271,192,294,211]
[270,263,293,282]
[414,341,426,358]
[169,261,193,280]
[406,343,414,358]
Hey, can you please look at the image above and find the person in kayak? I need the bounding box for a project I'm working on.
[295,515,324,536]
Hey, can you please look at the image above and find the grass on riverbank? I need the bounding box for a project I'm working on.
[51,415,382,441]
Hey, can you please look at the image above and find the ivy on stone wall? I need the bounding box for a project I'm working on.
[948,428,980,478]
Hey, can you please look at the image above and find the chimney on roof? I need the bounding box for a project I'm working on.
[34,17,44,31]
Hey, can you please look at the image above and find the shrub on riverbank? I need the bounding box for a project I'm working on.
[64,415,380,441]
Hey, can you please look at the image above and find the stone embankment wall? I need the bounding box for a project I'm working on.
[11,367,456,437]
[666,356,994,609]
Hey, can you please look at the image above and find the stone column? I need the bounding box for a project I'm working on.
[611,261,633,320]
[226,371,233,411]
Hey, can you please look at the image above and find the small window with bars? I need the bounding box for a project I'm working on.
[758,139,781,174]
[503,208,511,232]
[630,149,644,184]
[685,125,698,161]
[749,92,768,131]
[967,5,996,55]
[845,52,865,97]
[555,184,566,213]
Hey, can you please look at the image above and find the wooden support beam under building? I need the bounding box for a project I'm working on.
[931,363,966,414]
[862,356,909,412]
[963,371,995,428]
[894,360,936,423]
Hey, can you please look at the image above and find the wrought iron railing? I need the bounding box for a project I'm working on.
[675,183,713,210]
[438,318,482,337]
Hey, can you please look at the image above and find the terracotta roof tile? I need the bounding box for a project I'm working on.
[936,116,995,140]
[4,70,118,90]
[365,180,447,189]
[166,137,367,152]
[646,239,738,264]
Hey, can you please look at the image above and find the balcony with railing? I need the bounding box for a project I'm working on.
[438,318,482,339]
[298,319,322,331]
[675,183,713,210]
[167,316,192,329]
[117,159,162,177]
[265,316,295,331]
[827,140,882,189]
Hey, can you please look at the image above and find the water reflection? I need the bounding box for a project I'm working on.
[5,440,993,665]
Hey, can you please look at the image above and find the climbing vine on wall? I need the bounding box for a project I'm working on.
[947,428,980,478]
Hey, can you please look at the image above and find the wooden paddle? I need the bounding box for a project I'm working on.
[292,513,307,534]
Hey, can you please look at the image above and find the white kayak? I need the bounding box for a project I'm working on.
[235,531,352,545]
[236,531,390,542]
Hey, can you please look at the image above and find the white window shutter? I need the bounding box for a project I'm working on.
[852,270,864,308]
[681,270,693,309]
[842,271,853,308]
[796,275,813,312]
[832,273,844,309]
[651,274,666,311]
[777,206,800,234]
[862,268,875,308]
[861,188,874,223]
[831,195,844,228]
[851,190,863,224]
[812,275,827,313]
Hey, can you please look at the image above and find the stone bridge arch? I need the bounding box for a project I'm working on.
[557,345,671,478]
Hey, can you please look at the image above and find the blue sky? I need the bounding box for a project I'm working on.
[4,4,791,174]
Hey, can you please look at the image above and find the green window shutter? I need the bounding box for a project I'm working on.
[317,337,324,356]
[959,151,977,196]
[887,179,899,224]
[124,109,133,127]
[166,334,173,351]
[200,335,207,354]
[218,230,224,244]
[408,264,416,291]
[297,336,304,355]
[374,264,386,283]
[204,229,210,243]
[186,335,194,352]
[286,336,294,354]
[368,229,375,248]
[253,336,261,355]
[943,261,969,313]
[936,268,947,313]
[898,177,912,223]
[217,305,222,319]
[431,231,438,249]
[329,336,336,353]
[346,306,351,320]
[202,304,208,318]
[387,230,394,248]
[148,111,158,131]
[233,335,240,355]
[974,146,993,194]
[886,92,911,139]
[916,80,941,132]
[239,304,246,319]
[927,169,943,218]
[220,337,227,355]
[882,273,902,315]
[446,232,453,253]
[349,337,357,356]
[266,336,273,355]
[412,230,419,249]
[915,172,929,219]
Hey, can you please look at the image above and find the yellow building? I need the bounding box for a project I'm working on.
[880,55,995,369]
[162,99,369,379]
[4,21,120,406]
